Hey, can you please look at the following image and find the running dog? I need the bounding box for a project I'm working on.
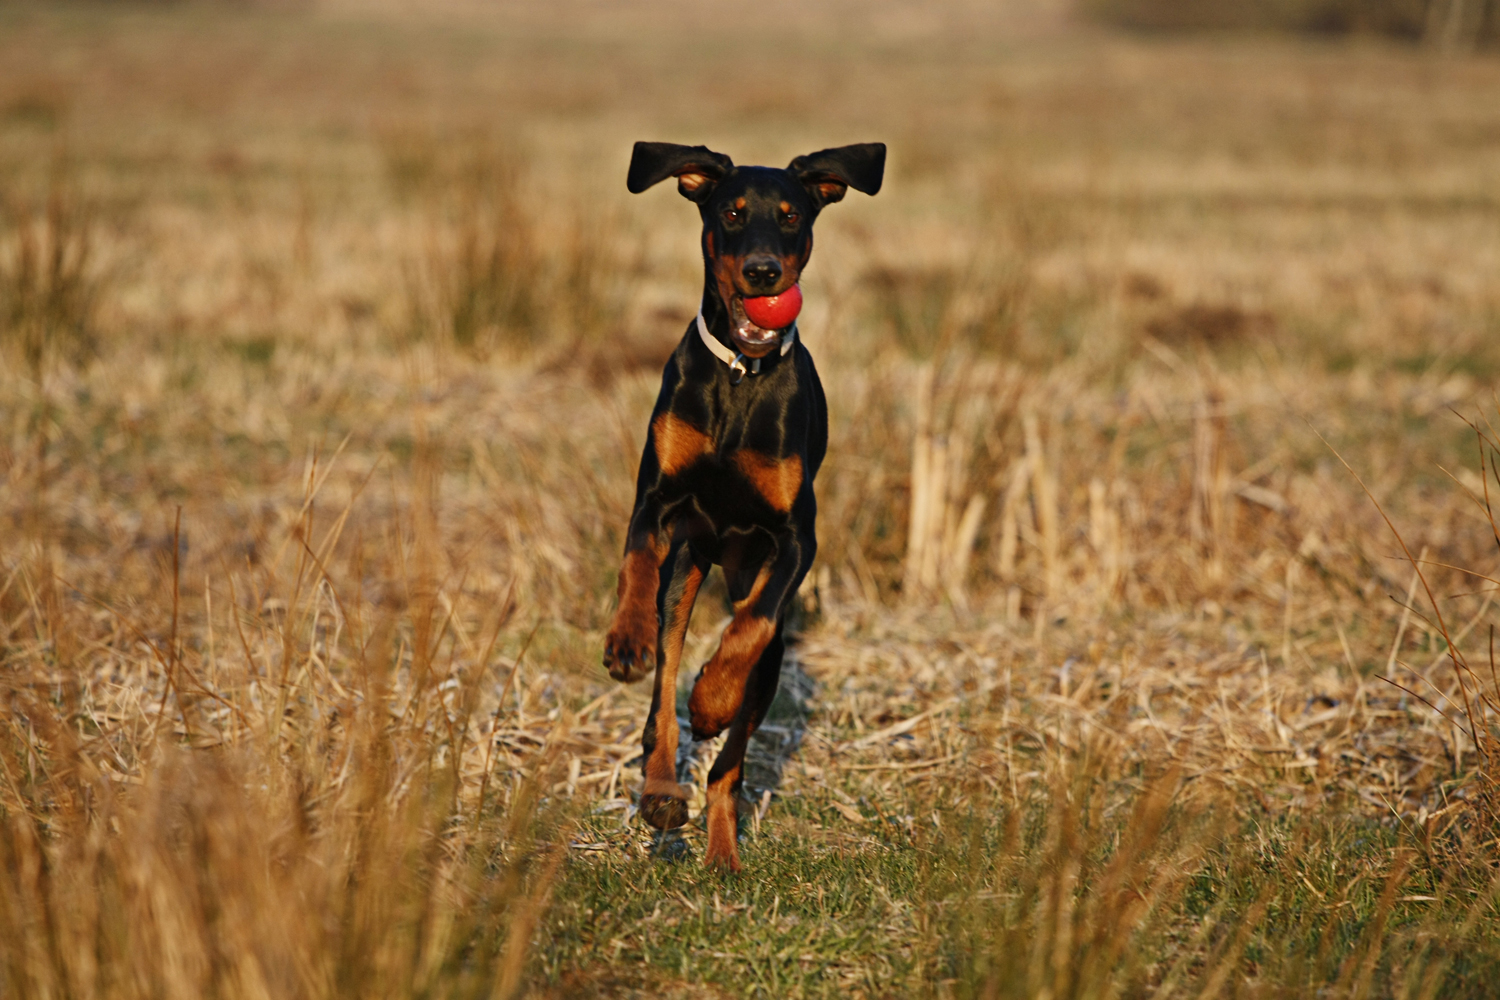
[604,140,885,871]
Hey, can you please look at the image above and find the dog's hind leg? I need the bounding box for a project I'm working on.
[689,529,811,871]
[688,528,812,741]
[701,632,785,872]
[638,540,707,830]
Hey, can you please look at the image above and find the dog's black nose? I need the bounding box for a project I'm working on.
[742,258,782,290]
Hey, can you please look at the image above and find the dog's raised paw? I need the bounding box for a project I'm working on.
[603,624,656,682]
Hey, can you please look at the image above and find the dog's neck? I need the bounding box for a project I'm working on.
[698,274,737,351]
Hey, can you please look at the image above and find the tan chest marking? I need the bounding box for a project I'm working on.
[653,413,713,476]
[733,451,804,513]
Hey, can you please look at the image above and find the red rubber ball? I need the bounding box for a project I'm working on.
[742,285,803,330]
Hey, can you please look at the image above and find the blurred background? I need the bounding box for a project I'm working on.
[1093,0,1496,41]
[4,1,1500,996]
[4,0,1496,620]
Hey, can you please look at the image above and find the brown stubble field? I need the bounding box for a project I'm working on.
[4,1,1500,997]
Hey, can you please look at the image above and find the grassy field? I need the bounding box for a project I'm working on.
[4,1,1500,997]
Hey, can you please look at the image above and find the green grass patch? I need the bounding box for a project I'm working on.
[542,768,1500,999]
[543,809,930,998]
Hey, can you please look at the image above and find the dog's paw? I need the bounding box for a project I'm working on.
[704,842,743,874]
[638,791,689,830]
[603,615,657,682]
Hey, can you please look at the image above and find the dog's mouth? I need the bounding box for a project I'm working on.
[727,296,788,357]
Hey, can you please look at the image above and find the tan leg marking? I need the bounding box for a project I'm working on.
[603,534,667,683]
[703,763,743,872]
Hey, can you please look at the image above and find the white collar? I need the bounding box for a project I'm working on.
[696,309,797,384]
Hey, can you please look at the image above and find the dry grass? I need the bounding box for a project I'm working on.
[3,1,1500,996]
[0,439,578,997]
[1,151,100,378]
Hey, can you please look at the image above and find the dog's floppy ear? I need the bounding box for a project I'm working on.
[789,142,886,208]
[627,142,734,203]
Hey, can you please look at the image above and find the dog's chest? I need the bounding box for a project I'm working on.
[651,384,807,517]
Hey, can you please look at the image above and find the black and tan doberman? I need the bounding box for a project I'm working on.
[604,141,885,871]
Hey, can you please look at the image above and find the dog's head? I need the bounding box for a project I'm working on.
[627,141,885,357]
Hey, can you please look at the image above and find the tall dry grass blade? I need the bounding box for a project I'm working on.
[1317,430,1482,757]
[905,363,935,598]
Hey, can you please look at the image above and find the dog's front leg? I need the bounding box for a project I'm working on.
[637,540,708,829]
[604,402,706,683]
[603,522,669,683]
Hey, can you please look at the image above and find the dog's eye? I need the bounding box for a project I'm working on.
[782,211,800,225]
[723,208,742,224]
